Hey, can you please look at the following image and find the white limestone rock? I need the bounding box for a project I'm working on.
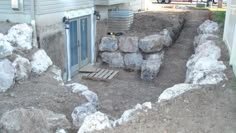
[158,83,200,102]
[66,83,88,94]
[119,36,139,53]
[81,90,99,106]
[78,111,112,133]
[0,59,15,93]
[71,103,97,128]
[12,55,32,81]
[186,57,227,84]
[7,23,33,51]
[139,34,164,53]
[124,53,143,70]
[198,20,219,34]
[31,49,53,74]
[114,102,152,126]
[0,108,71,133]
[160,29,173,47]
[101,52,124,68]
[49,65,64,85]
[193,34,218,47]
[0,33,14,59]
[99,37,118,52]
[56,129,67,133]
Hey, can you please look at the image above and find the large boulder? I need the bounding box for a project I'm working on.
[78,112,112,133]
[71,103,97,128]
[124,53,143,70]
[119,36,139,53]
[144,51,165,61]
[100,52,124,68]
[186,57,227,84]
[139,34,164,53]
[194,40,221,59]
[141,52,163,80]
[0,59,15,93]
[81,90,99,106]
[114,102,152,126]
[7,23,33,51]
[158,84,200,103]
[99,37,118,52]
[160,29,173,47]
[66,83,89,94]
[0,108,71,133]
[0,33,14,59]
[31,49,53,74]
[193,34,218,47]
[198,20,219,34]
[12,55,32,81]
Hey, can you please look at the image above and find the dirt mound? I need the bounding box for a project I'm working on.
[126,12,186,37]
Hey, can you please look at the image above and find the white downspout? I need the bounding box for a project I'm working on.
[65,20,72,81]
[91,9,96,65]
[30,0,38,48]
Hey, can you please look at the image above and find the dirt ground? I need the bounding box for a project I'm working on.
[72,10,210,119]
[0,72,86,123]
[98,10,236,133]
[0,7,235,133]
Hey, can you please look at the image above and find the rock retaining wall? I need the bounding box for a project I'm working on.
[98,17,185,80]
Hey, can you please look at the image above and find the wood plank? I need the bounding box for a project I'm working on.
[94,69,106,78]
[88,68,101,77]
[107,71,119,80]
[98,70,110,79]
[79,64,97,73]
[103,70,114,79]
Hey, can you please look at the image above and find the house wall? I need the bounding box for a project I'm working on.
[34,0,95,80]
[223,0,236,76]
[0,0,32,23]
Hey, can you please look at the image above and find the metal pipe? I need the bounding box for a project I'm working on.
[64,18,72,81]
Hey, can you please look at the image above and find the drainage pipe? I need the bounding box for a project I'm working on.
[64,18,72,81]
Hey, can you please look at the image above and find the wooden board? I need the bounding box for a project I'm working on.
[79,64,97,73]
[82,68,119,81]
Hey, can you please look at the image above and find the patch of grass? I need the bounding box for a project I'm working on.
[210,10,226,25]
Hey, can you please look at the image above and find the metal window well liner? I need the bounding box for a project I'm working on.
[108,9,134,32]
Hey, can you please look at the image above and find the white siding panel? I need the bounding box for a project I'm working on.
[36,0,94,15]
[0,0,31,14]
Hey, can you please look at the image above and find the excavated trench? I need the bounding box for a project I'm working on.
[74,10,210,121]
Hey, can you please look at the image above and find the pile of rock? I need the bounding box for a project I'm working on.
[99,18,184,80]
[185,20,227,84]
[0,23,57,93]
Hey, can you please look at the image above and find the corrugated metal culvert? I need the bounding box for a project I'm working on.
[108,9,134,32]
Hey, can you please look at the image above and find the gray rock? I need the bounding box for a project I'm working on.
[139,34,164,53]
[193,34,218,47]
[141,59,162,80]
[160,29,173,47]
[0,108,71,133]
[99,37,118,52]
[12,55,32,81]
[71,102,97,128]
[119,36,139,53]
[101,52,124,68]
[124,53,143,70]
[0,59,15,93]
[145,51,165,61]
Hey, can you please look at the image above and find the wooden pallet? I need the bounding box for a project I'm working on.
[82,68,119,81]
